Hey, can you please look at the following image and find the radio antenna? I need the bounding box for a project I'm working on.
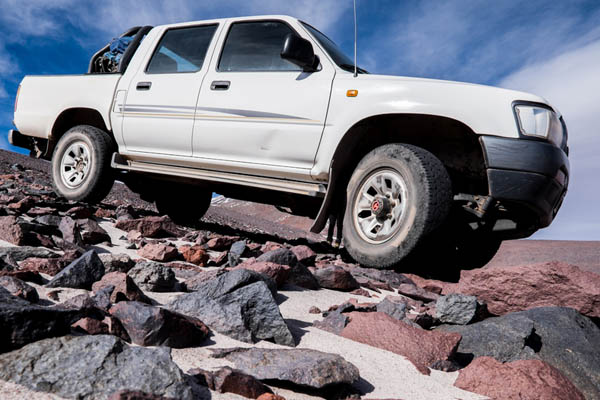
[353,0,358,77]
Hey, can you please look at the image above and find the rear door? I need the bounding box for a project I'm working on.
[121,23,219,156]
[192,19,335,170]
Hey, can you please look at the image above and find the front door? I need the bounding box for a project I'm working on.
[192,20,335,170]
[121,24,219,156]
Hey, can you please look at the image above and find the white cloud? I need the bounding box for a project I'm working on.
[500,40,600,240]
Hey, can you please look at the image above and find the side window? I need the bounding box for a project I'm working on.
[219,21,301,72]
[147,24,217,74]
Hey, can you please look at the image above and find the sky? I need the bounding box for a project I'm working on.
[0,0,598,240]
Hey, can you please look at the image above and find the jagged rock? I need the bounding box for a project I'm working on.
[184,269,226,291]
[376,296,407,320]
[128,262,178,292]
[228,240,247,267]
[178,244,209,266]
[0,287,83,352]
[137,243,179,262]
[0,269,44,284]
[66,205,93,219]
[439,307,600,399]
[0,216,43,246]
[350,288,371,297]
[19,256,71,276]
[313,266,360,291]
[210,347,360,389]
[456,261,600,318]
[206,235,237,251]
[32,214,62,227]
[58,216,84,246]
[396,283,439,303]
[347,266,414,289]
[257,248,319,289]
[46,250,105,289]
[454,357,584,400]
[435,293,479,325]
[100,253,136,273]
[0,335,194,399]
[340,311,461,375]
[257,247,297,266]
[309,306,321,314]
[0,276,38,302]
[0,246,59,266]
[290,245,316,265]
[108,390,177,400]
[209,250,228,266]
[168,269,292,346]
[189,366,272,398]
[92,272,152,304]
[231,261,291,287]
[95,208,116,219]
[7,196,34,213]
[77,218,111,244]
[116,204,137,221]
[110,301,209,348]
[261,241,283,253]
[115,215,185,238]
[71,317,110,335]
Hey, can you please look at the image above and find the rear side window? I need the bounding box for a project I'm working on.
[218,21,301,72]
[147,24,217,74]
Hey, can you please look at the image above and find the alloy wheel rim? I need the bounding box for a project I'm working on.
[60,141,91,189]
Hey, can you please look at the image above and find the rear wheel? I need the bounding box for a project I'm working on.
[155,184,212,226]
[342,143,452,269]
[51,125,115,203]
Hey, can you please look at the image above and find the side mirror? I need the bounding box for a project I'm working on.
[281,33,320,72]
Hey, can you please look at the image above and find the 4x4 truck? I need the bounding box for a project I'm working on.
[8,16,569,269]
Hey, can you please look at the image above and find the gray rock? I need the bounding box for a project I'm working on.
[77,218,111,244]
[439,307,600,399]
[228,240,247,267]
[436,293,478,325]
[313,266,359,291]
[32,214,61,227]
[0,246,59,263]
[257,248,297,266]
[210,347,360,389]
[257,248,321,289]
[377,297,407,320]
[348,266,414,288]
[99,253,136,273]
[0,276,38,302]
[128,261,177,292]
[0,335,193,399]
[0,287,82,353]
[168,269,293,346]
[58,216,84,246]
[46,250,105,289]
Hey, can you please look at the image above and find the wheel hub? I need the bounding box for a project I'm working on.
[371,197,391,218]
[60,141,91,189]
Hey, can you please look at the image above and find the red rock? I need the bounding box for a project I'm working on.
[92,272,152,304]
[308,306,321,314]
[0,276,39,302]
[7,196,34,213]
[313,266,359,291]
[178,245,209,266]
[261,241,283,253]
[232,261,291,287]
[189,367,272,398]
[26,206,56,216]
[65,206,93,219]
[257,394,286,400]
[396,283,439,303]
[454,357,585,400]
[137,243,179,262]
[209,251,228,266]
[340,312,461,375]
[19,257,70,276]
[456,261,600,318]
[127,230,143,242]
[350,288,372,297]
[206,235,238,251]
[290,245,316,264]
[0,216,30,245]
[77,218,111,244]
[404,273,458,295]
[94,208,116,219]
[184,270,224,291]
[115,216,185,238]
[71,317,109,335]
[58,216,84,246]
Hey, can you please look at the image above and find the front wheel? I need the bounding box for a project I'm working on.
[155,184,212,226]
[51,125,115,203]
[342,144,452,269]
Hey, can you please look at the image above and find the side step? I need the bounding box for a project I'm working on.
[111,153,326,197]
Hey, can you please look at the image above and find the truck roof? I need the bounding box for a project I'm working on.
[155,15,300,30]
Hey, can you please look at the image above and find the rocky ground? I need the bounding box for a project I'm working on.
[0,149,599,400]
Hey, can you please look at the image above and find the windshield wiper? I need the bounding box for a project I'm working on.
[339,64,369,74]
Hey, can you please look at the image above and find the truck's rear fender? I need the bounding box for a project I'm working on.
[310,113,488,233]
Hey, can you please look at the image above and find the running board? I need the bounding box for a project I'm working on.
[111,153,326,197]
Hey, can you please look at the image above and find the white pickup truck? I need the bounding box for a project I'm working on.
[9,15,569,269]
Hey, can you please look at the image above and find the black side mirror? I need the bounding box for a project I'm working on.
[281,33,320,72]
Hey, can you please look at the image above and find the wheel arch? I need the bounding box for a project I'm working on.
[310,113,488,233]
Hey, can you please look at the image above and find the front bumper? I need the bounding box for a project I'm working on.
[480,135,569,230]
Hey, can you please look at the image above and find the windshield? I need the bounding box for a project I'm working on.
[300,22,368,74]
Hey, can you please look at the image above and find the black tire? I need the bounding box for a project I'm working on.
[342,144,452,269]
[51,125,115,203]
[155,184,212,226]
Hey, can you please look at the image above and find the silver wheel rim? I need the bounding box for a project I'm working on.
[352,168,408,244]
[60,141,91,189]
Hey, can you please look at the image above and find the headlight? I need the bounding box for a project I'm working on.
[514,104,563,147]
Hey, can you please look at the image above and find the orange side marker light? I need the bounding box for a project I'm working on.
[347,89,358,97]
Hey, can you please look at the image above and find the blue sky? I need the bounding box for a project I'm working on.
[1,0,599,239]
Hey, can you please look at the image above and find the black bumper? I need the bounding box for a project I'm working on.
[480,136,569,229]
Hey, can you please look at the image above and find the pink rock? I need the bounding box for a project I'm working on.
[396,283,439,303]
[178,245,209,266]
[71,317,109,335]
[290,245,316,264]
[340,312,461,375]
[206,236,238,251]
[92,272,151,304]
[261,241,284,253]
[115,215,185,238]
[454,357,585,400]
[312,266,359,291]
[232,261,291,287]
[456,261,600,318]
[137,243,179,262]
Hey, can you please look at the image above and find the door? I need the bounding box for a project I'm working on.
[192,20,335,170]
[121,24,218,156]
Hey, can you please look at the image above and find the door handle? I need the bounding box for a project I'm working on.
[136,81,152,91]
[210,80,230,91]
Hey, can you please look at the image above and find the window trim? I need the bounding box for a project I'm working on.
[144,23,219,75]
[216,19,312,73]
